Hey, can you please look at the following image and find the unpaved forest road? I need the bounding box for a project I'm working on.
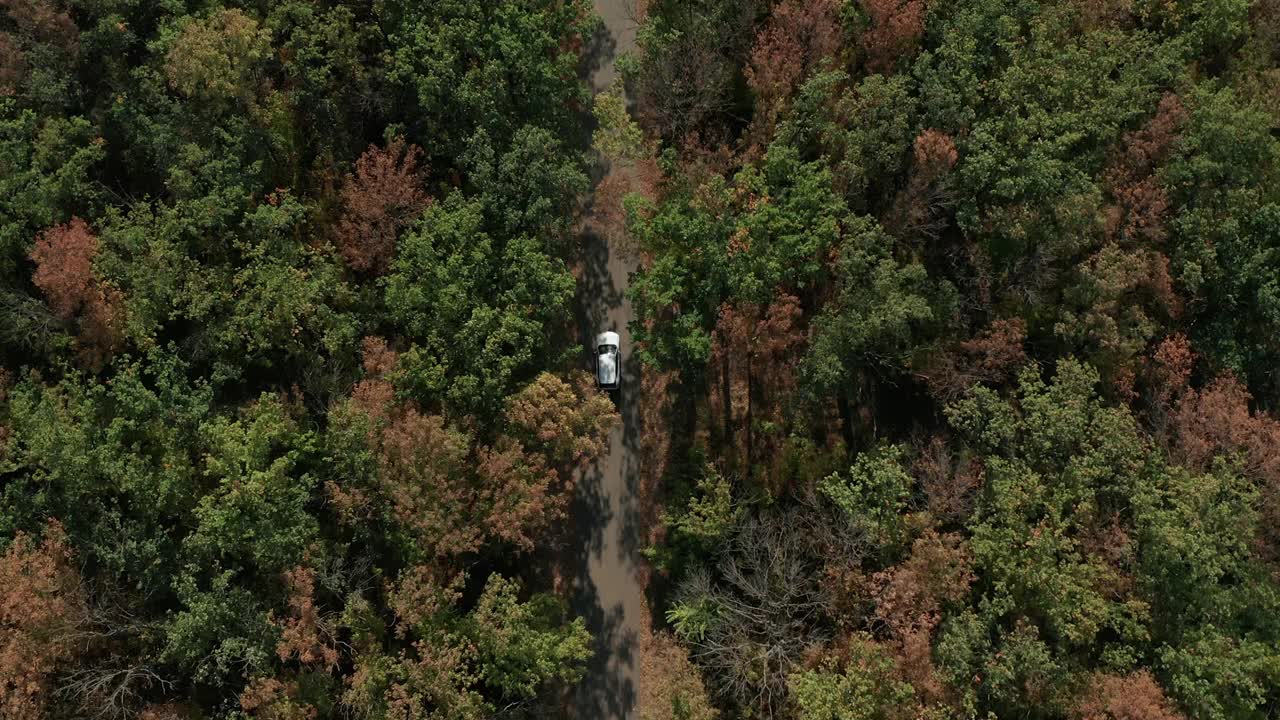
[570,1,641,718]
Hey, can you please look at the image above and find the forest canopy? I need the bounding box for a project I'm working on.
[2,0,1280,719]
[0,1,613,718]
[620,0,1280,718]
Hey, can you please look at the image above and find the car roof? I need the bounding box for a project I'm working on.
[596,331,620,347]
[598,351,618,385]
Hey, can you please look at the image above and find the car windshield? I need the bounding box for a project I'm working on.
[598,344,617,354]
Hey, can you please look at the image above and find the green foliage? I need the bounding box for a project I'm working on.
[385,193,574,418]
[788,636,916,720]
[950,9,1176,265]
[0,104,104,281]
[593,84,653,163]
[162,8,272,108]
[781,71,918,210]
[667,595,720,644]
[2,352,209,592]
[1158,626,1280,720]
[1164,84,1280,400]
[949,361,1153,649]
[629,141,847,374]
[384,0,593,162]
[0,1,605,716]
[184,395,318,575]
[819,444,912,548]
[630,0,1280,718]
[466,575,592,699]
[801,215,946,399]
[163,571,278,688]
[670,464,740,547]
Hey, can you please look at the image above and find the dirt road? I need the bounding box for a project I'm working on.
[569,1,642,718]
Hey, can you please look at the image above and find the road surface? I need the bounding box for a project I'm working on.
[570,1,641,718]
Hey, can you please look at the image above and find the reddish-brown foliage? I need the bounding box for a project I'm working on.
[709,294,807,486]
[866,532,974,704]
[378,407,491,556]
[587,158,663,259]
[336,138,429,274]
[240,677,317,720]
[1163,370,1280,572]
[923,318,1027,403]
[914,435,984,522]
[1144,333,1194,415]
[29,218,125,367]
[1080,515,1137,599]
[1073,0,1136,31]
[638,626,718,720]
[1152,334,1194,389]
[274,566,339,670]
[473,437,557,550]
[346,337,399,427]
[1169,374,1280,484]
[31,217,98,319]
[872,531,974,639]
[0,33,24,95]
[887,129,958,239]
[913,129,959,183]
[638,366,679,587]
[387,564,463,636]
[377,639,478,718]
[0,520,87,720]
[341,343,582,555]
[0,0,78,52]
[350,345,576,550]
[745,0,842,142]
[138,704,198,720]
[1104,94,1187,245]
[858,0,928,73]
[360,335,399,376]
[1073,671,1184,720]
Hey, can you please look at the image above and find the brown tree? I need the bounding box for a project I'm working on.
[0,33,24,95]
[870,531,975,704]
[744,0,842,144]
[239,677,317,720]
[29,218,125,367]
[887,129,958,239]
[1103,94,1187,246]
[335,139,429,274]
[709,293,806,486]
[505,370,619,471]
[0,520,87,720]
[858,0,928,73]
[922,318,1027,404]
[0,0,78,52]
[1073,671,1184,720]
[30,217,98,320]
[337,341,612,556]
[274,566,339,670]
[912,434,985,523]
[1149,341,1280,575]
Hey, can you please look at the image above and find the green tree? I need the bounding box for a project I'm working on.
[386,193,574,419]
[788,635,916,720]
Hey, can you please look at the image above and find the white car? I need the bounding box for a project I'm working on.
[595,331,620,390]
